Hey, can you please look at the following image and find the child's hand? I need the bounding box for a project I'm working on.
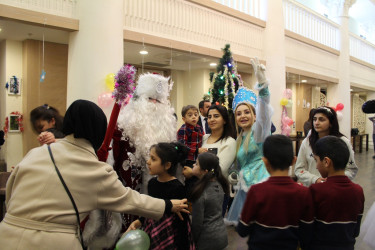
[38,131,56,145]
[315,177,327,183]
[198,147,208,154]
[183,166,194,179]
[171,198,189,220]
[125,219,141,234]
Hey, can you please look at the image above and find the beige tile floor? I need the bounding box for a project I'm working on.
[226,150,375,250]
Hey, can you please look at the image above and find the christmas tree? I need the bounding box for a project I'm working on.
[209,44,242,113]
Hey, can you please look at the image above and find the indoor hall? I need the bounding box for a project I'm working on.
[1,0,375,249]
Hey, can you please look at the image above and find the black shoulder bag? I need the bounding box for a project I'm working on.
[47,145,86,250]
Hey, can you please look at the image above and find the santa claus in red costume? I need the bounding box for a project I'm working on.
[109,72,177,223]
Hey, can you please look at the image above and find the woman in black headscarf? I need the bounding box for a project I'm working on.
[0,100,188,250]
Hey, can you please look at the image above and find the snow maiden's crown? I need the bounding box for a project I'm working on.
[232,87,257,112]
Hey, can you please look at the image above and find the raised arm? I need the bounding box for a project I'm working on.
[251,58,273,143]
[97,164,188,220]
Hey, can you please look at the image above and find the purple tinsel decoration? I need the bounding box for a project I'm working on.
[112,64,136,105]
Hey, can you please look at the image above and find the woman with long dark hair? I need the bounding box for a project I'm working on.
[200,104,236,177]
[295,106,358,186]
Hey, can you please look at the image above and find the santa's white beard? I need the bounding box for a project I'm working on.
[117,97,177,168]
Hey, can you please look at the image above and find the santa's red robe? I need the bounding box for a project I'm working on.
[111,128,143,227]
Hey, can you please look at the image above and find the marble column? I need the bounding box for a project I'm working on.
[67,0,124,117]
[263,0,286,133]
[327,0,356,138]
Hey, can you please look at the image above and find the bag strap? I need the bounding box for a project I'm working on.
[47,145,86,250]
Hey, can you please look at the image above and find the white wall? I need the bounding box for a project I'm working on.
[285,37,339,79]
[0,40,24,170]
[170,70,185,126]
[0,41,6,163]
[67,0,124,119]
[350,61,375,89]
[170,69,211,127]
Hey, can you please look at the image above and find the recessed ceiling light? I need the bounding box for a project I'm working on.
[139,50,148,55]
[301,80,307,83]
[0,28,2,32]
[210,63,217,66]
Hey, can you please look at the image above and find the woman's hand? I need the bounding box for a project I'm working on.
[38,131,56,145]
[198,147,208,154]
[251,57,267,84]
[171,199,189,220]
[183,166,194,179]
[315,177,327,183]
[125,219,142,234]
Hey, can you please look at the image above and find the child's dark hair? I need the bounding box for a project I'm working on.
[312,136,349,171]
[190,152,229,201]
[150,141,188,176]
[263,134,294,170]
[30,104,63,133]
[181,105,199,118]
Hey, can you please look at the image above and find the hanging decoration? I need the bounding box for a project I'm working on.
[209,44,242,113]
[280,89,294,136]
[8,76,21,95]
[3,111,24,134]
[40,19,47,82]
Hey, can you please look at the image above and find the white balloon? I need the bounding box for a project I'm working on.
[336,111,343,121]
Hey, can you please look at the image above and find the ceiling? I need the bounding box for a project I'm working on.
[0,19,69,44]
[123,41,252,73]
[286,72,369,94]
[0,5,373,94]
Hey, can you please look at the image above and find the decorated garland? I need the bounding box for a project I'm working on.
[3,111,24,134]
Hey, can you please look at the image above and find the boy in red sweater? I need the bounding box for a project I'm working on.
[310,135,364,250]
[237,134,314,249]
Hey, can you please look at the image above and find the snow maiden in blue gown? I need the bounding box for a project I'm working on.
[225,58,273,225]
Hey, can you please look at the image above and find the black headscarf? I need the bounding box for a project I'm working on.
[63,100,107,150]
